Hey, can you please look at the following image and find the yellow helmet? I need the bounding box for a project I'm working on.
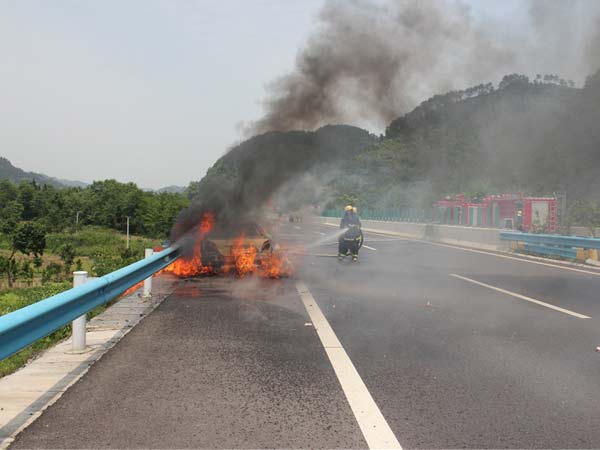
[344,205,353,211]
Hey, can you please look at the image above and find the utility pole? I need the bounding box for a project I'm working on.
[126,216,130,249]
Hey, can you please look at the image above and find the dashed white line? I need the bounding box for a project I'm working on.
[313,231,326,235]
[450,274,591,319]
[363,245,377,251]
[295,281,402,449]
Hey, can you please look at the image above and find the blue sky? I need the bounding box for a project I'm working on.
[0,0,595,188]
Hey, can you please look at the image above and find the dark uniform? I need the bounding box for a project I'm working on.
[338,211,362,259]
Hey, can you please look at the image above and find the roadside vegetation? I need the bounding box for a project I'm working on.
[0,178,189,377]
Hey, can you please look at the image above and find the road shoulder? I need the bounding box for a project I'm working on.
[0,276,177,449]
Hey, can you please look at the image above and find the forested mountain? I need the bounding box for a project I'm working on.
[0,157,87,188]
[352,72,600,208]
[190,70,600,212]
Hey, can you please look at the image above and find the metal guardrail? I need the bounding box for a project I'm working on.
[500,232,600,249]
[500,231,600,259]
[0,246,180,361]
[522,243,577,259]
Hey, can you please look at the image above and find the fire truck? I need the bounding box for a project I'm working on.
[434,193,557,232]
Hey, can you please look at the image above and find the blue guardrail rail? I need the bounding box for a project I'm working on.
[500,231,600,259]
[0,246,180,361]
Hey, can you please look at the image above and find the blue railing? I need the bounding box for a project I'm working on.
[500,232,600,259]
[0,246,180,361]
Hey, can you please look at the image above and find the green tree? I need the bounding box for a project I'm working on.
[20,260,34,286]
[59,243,76,274]
[4,222,47,287]
[12,222,46,258]
[0,257,19,287]
[568,200,600,236]
[0,201,24,234]
[42,262,63,283]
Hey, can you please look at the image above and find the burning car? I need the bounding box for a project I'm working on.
[162,214,293,278]
[200,222,277,272]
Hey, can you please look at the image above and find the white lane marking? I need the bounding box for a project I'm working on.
[450,274,591,319]
[313,231,326,235]
[293,225,302,230]
[295,282,402,449]
[322,223,600,278]
[363,245,377,251]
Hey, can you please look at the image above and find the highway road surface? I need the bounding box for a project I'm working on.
[11,219,600,449]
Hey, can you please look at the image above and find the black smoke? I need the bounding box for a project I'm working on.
[171,126,375,243]
[249,0,600,135]
[173,0,600,244]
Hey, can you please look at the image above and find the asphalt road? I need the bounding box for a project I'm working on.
[12,219,600,448]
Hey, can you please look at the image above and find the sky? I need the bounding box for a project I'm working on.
[0,0,592,189]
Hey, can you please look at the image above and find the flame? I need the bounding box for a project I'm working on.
[157,212,294,279]
[261,251,294,278]
[160,212,215,277]
[230,235,257,278]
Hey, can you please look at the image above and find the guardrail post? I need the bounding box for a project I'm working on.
[143,249,154,297]
[72,271,88,352]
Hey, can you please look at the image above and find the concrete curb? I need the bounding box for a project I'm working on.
[0,276,178,449]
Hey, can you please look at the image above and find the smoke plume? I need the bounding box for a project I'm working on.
[249,0,600,135]
[172,125,375,244]
[174,0,600,244]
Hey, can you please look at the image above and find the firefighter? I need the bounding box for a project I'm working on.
[338,205,362,261]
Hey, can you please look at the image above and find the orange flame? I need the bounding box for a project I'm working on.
[230,235,257,277]
[157,212,294,279]
[160,212,215,277]
[260,252,293,279]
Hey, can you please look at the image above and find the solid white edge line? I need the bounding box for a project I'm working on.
[295,281,402,450]
[363,245,377,251]
[450,274,591,319]
[321,222,600,278]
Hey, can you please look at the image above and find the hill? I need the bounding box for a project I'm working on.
[175,125,376,236]
[326,72,600,209]
[184,70,600,224]
[0,157,87,188]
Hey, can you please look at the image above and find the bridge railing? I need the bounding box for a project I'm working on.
[500,231,600,260]
[0,246,180,361]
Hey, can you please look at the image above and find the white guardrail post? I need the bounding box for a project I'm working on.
[143,248,154,298]
[72,271,88,352]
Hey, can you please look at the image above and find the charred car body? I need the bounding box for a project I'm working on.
[200,222,279,272]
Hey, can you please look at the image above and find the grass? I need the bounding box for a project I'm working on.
[46,226,158,257]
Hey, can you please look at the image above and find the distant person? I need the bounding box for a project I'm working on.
[339,205,362,261]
